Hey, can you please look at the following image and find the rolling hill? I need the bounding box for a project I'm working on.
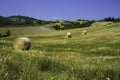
[0,22,120,80]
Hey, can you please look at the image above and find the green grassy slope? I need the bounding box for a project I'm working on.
[0,26,52,36]
[0,22,120,80]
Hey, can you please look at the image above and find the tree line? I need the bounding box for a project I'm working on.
[100,17,120,22]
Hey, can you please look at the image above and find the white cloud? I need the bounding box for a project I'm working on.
[52,16,61,20]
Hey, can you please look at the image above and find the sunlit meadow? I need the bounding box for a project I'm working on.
[0,22,120,80]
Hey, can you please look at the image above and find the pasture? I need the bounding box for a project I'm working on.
[0,26,52,36]
[0,22,120,80]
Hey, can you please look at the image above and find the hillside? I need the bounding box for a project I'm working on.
[0,22,120,80]
[0,21,114,36]
[0,26,53,36]
[0,15,47,26]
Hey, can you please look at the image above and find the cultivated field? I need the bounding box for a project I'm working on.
[0,22,120,80]
[0,26,52,36]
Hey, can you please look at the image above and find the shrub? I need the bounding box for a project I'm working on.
[6,30,11,36]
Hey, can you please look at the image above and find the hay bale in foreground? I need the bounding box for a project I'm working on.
[13,37,31,50]
[65,32,72,38]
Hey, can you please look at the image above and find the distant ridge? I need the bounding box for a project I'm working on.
[0,15,47,26]
[0,15,120,30]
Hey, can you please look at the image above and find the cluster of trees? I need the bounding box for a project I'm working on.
[100,17,120,22]
[52,20,94,30]
[0,29,11,37]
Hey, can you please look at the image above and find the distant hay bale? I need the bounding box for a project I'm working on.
[82,30,87,35]
[65,32,72,38]
[13,37,31,50]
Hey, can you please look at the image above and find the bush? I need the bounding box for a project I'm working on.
[52,23,64,30]
[0,30,11,37]
[6,30,11,36]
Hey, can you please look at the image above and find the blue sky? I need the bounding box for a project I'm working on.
[0,0,120,20]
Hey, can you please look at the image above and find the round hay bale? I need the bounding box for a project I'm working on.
[65,32,72,38]
[13,37,31,50]
[82,30,87,35]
